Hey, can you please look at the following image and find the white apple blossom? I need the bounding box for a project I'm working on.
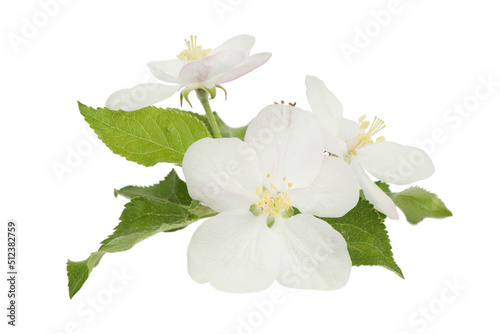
[305,75,435,219]
[106,35,271,111]
[182,104,359,292]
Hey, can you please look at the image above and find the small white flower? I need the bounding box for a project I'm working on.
[182,104,359,292]
[305,75,435,219]
[106,35,271,111]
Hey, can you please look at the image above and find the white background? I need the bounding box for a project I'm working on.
[1,0,499,333]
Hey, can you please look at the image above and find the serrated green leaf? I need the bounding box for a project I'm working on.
[67,197,192,298]
[390,186,452,224]
[319,199,403,278]
[66,252,103,299]
[100,197,194,252]
[67,170,217,299]
[78,102,211,166]
[375,181,391,193]
[114,169,191,206]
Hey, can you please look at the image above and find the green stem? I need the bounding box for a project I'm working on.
[196,89,221,138]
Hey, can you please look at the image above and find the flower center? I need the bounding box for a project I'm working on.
[250,174,294,227]
[345,114,386,158]
[176,36,211,64]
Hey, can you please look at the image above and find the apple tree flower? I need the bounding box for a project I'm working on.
[305,75,435,219]
[182,103,359,292]
[105,35,271,111]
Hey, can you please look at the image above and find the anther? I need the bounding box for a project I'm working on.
[360,121,370,130]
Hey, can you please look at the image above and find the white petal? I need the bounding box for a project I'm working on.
[147,59,184,83]
[203,51,246,85]
[177,60,210,86]
[290,156,359,217]
[187,210,281,292]
[182,137,263,212]
[357,141,435,185]
[306,75,343,136]
[339,118,361,142]
[105,83,181,111]
[204,52,272,88]
[273,214,351,290]
[350,156,399,219]
[322,127,347,156]
[208,34,255,57]
[244,104,324,189]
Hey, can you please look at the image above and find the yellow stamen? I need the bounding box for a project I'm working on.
[253,183,293,220]
[256,185,263,196]
[368,117,386,137]
[346,115,387,158]
[176,36,211,64]
[266,173,271,178]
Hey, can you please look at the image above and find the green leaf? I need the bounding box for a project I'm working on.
[67,197,192,298]
[319,199,404,278]
[375,181,391,193]
[67,170,217,299]
[214,112,247,140]
[78,102,211,166]
[114,169,191,206]
[67,252,104,299]
[375,181,452,224]
[99,198,194,252]
[390,187,452,224]
[185,111,247,140]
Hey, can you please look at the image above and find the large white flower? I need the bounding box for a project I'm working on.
[182,104,359,292]
[106,35,271,111]
[305,75,435,219]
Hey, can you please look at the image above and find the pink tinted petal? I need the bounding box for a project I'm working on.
[202,51,245,82]
[204,52,272,88]
[177,60,210,86]
[208,34,256,57]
